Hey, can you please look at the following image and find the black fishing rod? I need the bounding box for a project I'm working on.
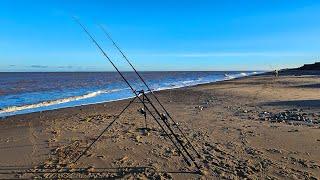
[99,25,201,158]
[73,17,191,166]
[98,26,201,168]
[73,17,195,168]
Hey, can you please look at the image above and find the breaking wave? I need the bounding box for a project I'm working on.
[0,89,123,114]
[0,71,263,117]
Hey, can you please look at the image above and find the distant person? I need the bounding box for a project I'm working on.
[274,70,279,77]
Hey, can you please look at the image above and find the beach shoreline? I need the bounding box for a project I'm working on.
[0,71,260,118]
[0,71,319,179]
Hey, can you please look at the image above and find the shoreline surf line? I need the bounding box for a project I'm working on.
[0,72,262,118]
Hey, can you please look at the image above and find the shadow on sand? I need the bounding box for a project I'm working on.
[292,83,320,89]
[262,100,320,108]
[0,165,199,178]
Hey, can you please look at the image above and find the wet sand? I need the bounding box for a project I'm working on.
[0,71,319,179]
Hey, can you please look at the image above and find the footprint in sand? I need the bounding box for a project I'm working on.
[28,121,38,157]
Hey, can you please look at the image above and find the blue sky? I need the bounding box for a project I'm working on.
[0,0,319,71]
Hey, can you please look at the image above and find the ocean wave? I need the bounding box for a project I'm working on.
[0,88,124,114]
[0,72,262,117]
[156,72,254,91]
[224,74,234,79]
[181,78,203,85]
[154,78,204,91]
[224,72,254,80]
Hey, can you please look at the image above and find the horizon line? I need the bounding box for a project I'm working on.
[0,70,269,73]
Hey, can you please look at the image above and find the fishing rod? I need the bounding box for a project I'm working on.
[73,17,191,166]
[73,18,199,169]
[99,25,201,158]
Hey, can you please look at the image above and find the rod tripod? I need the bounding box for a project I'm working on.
[137,90,149,131]
[73,89,200,171]
[72,18,202,173]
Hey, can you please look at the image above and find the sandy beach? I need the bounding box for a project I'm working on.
[0,71,319,179]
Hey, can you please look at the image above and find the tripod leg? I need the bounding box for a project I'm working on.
[144,113,147,130]
[143,94,148,130]
[142,94,200,169]
[73,96,137,164]
[138,101,192,166]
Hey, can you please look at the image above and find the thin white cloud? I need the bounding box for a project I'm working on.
[135,52,312,57]
[30,65,48,68]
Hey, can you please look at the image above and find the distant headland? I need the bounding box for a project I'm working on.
[296,62,320,70]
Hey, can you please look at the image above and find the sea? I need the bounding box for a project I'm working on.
[0,71,260,117]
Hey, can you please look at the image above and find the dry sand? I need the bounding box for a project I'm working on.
[0,72,319,179]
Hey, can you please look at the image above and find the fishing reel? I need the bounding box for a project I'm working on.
[138,107,146,115]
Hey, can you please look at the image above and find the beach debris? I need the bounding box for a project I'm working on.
[97,155,105,159]
[80,114,109,122]
[86,166,95,173]
[161,172,173,179]
[245,147,262,156]
[288,129,299,132]
[163,147,178,158]
[267,148,282,154]
[143,131,150,136]
[115,155,129,165]
[199,167,209,176]
[258,109,319,125]
[84,117,92,122]
[125,129,134,135]
[119,156,129,162]
[195,105,205,111]
[139,128,150,136]
[135,135,142,143]
[49,140,82,165]
[289,157,320,169]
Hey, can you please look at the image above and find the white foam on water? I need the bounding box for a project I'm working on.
[154,72,254,91]
[0,88,123,114]
[0,72,263,117]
